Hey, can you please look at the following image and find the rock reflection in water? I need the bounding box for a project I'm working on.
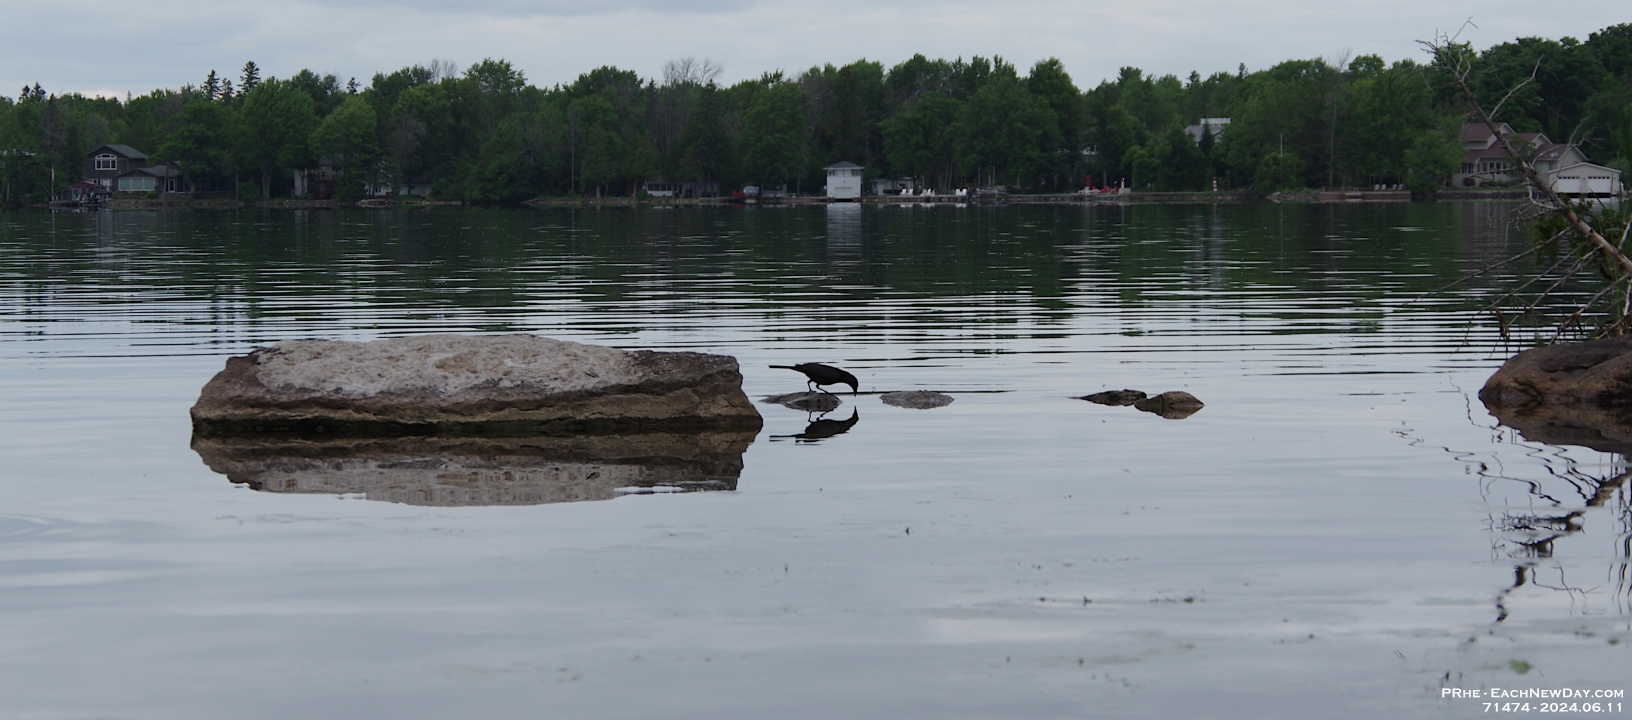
[191,431,755,506]
[1478,404,1632,620]
[762,392,842,412]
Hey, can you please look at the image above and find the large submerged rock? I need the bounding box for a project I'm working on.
[191,334,762,437]
[1480,337,1632,454]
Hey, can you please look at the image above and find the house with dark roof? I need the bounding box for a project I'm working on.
[84,144,148,187]
[1453,123,1587,188]
[111,163,184,194]
[81,144,234,197]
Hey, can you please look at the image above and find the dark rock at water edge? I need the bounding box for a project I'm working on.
[1479,337,1632,455]
[1134,391,1205,419]
[1479,336,1632,409]
[1078,389,1147,406]
[190,334,763,438]
[880,391,954,409]
[761,392,842,412]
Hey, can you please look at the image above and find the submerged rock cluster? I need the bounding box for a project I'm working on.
[1077,389,1205,419]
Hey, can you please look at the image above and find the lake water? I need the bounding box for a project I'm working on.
[0,203,1626,718]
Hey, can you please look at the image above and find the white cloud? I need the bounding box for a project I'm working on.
[1,0,1622,98]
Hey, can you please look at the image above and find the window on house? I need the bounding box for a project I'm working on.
[95,154,117,171]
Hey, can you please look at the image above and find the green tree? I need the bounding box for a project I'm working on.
[880,91,958,190]
[1221,61,1329,189]
[309,94,379,197]
[1473,36,1606,139]
[1254,150,1304,191]
[239,61,261,96]
[740,80,810,188]
[290,69,344,117]
[1131,125,1207,191]
[1025,58,1087,189]
[676,84,732,192]
[951,73,1057,188]
[386,82,454,192]
[155,97,233,194]
[568,94,620,195]
[236,78,317,198]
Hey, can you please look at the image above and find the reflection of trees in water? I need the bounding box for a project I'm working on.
[1404,408,1632,622]
[0,204,1547,352]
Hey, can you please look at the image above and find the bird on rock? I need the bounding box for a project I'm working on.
[770,362,859,395]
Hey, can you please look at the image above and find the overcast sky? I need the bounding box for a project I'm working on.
[4,0,1624,99]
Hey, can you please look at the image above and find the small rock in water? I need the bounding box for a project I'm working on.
[1133,391,1204,419]
[880,391,954,409]
[761,392,841,412]
[1078,389,1147,406]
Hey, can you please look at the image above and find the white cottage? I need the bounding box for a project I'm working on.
[825,161,863,200]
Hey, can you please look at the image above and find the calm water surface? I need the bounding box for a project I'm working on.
[0,204,1626,718]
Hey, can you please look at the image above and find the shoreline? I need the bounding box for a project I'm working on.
[12,189,1541,211]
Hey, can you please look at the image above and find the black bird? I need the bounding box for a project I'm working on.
[770,362,858,395]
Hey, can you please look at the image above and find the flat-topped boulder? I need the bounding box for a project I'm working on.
[190,334,762,437]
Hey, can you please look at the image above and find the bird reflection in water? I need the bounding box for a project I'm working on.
[771,408,860,443]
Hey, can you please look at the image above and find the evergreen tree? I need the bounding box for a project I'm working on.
[239,61,261,96]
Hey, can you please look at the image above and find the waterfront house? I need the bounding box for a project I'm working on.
[824,161,863,200]
[110,163,183,193]
[84,144,148,187]
[1453,123,1589,188]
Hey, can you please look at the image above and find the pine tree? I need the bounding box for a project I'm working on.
[346,77,360,94]
[203,70,220,101]
[240,61,261,95]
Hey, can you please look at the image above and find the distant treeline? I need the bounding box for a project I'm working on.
[2,24,1630,204]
